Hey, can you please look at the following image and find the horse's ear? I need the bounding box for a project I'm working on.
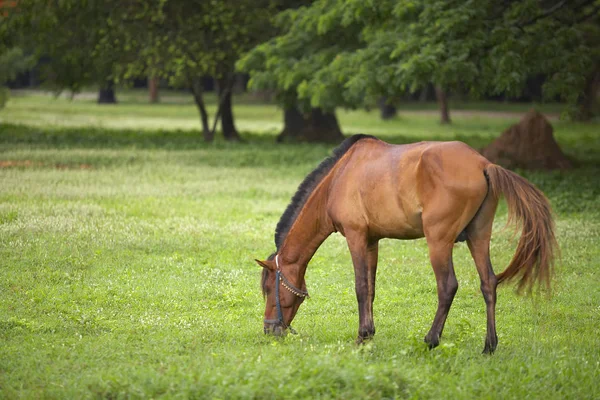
[255,259,275,270]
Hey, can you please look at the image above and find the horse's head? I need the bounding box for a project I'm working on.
[256,255,308,336]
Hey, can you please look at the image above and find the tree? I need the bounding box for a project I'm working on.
[4,0,278,140]
[237,0,363,142]
[120,0,278,141]
[242,0,600,129]
[239,0,460,129]
[5,0,129,103]
[0,4,34,109]
[0,47,33,109]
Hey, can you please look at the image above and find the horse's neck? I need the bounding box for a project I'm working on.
[279,176,334,275]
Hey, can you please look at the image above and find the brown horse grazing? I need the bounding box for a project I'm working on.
[256,134,556,354]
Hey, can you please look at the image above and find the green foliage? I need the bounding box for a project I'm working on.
[0,96,599,398]
[118,0,277,88]
[240,0,600,116]
[3,0,128,93]
[2,0,286,137]
[239,0,367,110]
[0,47,33,108]
[3,0,278,93]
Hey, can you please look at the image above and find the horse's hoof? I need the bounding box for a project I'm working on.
[356,335,372,345]
[482,343,497,355]
[424,334,440,349]
[356,326,375,345]
[482,335,498,354]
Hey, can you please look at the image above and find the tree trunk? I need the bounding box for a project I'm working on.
[190,78,212,141]
[98,80,117,104]
[435,86,450,124]
[148,76,159,103]
[277,106,306,142]
[575,65,600,121]
[219,89,241,141]
[307,108,344,142]
[277,106,344,143]
[233,73,247,94]
[378,97,397,120]
[419,86,429,102]
[216,77,241,141]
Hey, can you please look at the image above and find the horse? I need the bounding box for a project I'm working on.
[256,134,556,354]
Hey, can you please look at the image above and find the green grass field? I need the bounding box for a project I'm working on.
[1,92,599,399]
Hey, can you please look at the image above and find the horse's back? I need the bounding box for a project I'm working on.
[327,139,490,241]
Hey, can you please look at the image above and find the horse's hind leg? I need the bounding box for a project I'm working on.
[466,197,499,354]
[424,240,457,349]
[346,232,379,343]
[467,237,498,354]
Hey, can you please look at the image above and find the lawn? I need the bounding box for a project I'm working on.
[0,92,599,399]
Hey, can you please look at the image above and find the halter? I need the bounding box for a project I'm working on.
[263,254,309,334]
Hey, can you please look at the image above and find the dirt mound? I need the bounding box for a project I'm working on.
[481,109,572,170]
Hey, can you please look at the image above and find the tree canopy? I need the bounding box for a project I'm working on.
[240,0,600,120]
[2,0,278,139]
[2,0,598,145]
[110,0,277,140]
[4,0,127,95]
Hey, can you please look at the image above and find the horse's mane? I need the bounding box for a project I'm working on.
[274,134,378,250]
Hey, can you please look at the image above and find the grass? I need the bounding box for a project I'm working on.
[0,92,599,399]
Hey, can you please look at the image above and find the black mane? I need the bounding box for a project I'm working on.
[274,134,378,250]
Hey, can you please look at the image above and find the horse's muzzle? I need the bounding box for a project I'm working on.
[263,322,286,336]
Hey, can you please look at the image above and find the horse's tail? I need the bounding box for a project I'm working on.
[485,164,557,293]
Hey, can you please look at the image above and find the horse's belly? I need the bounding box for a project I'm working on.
[361,171,424,240]
[367,211,424,240]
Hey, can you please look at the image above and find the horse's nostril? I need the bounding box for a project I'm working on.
[273,326,285,336]
[264,323,286,336]
[264,324,278,335]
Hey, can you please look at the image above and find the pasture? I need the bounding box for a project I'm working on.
[1,92,599,399]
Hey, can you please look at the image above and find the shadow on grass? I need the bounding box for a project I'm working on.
[0,122,501,150]
[0,124,507,173]
[1,123,598,214]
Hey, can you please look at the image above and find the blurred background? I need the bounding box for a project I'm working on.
[0,0,598,145]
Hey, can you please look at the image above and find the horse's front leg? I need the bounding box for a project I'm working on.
[346,233,379,344]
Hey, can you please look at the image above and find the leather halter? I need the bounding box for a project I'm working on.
[263,255,309,334]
